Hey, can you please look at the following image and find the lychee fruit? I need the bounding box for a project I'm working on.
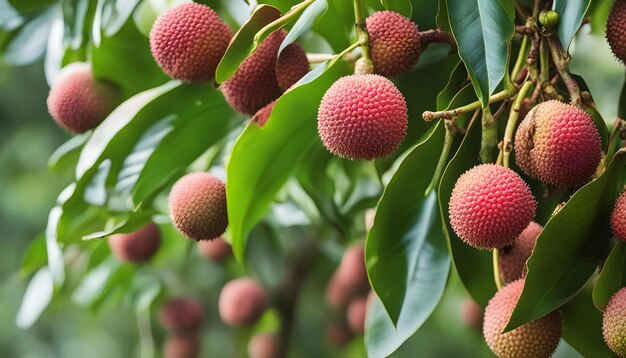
[607,0,626,64]
[149,3,233,83]
[219,278,268,326]
[460,298,484,332]
[326,323,353,348]
[160,297,204,334]
[108,222,161,263]
[449,164,537,250]
[602,286,626,356]
[317,74,408,160]
[611,191,626,242]
[221,30,309,115]
[366,11,421,77]
[483,279,562,358]
[197,236,232,262]
[347,296,368,334]
[498,221,542,283]
[247,333,284,358]
[168,172,228,241]
[46,62,119,133]
[336,243,369,292]
[252,99,277,128]
[514,100,602,187]
[326,272,354,311]
[164,334,201,358]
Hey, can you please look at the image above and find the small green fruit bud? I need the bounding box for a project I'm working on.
[539,10,559,28]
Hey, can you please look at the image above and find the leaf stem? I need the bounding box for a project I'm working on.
[502,81,534,167]
[511,35,529,81]
[480,106,497,163]
[547,35,581,106]
[423,88,518,121]
[493,249,503,290]
[425,120,458,196]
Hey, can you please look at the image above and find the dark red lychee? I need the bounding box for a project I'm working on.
[219,278,268,326]
[498,221,542,283]
[160,297,204,334]
[108,222,161,263]
[611,191,626,242]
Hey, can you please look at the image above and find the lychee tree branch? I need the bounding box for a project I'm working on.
[480,106,497,163]
[353,0,373,68]
[423,88,516,121]
[419,29,456,50]
[547,34,581,106]
[502,81,534,167]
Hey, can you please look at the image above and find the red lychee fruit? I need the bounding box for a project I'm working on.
[611,191,626,242]
[46,62,119,133]
[602,286,626,356]
[326,323,353,348]
[336,243,369,292]
[108,222,161,263]
[221,30,309,115]
[197,236,232,262]
[449,164,537,250]
[483,280,562,358]
[347,296,367,334]
[366,11,421,77]
[149,3,233,82]
[514,100,602,188]
[247,333,284,358]
[252,99,277,128]
[460,298,483,332]
[160,297,204,334]
[219,278,268,326]
[607,0,626,64]
[168,172,228,241]
[498,221,542,283]
[326,272,353,311]
[317,74,407,160]
[164,334,201,358]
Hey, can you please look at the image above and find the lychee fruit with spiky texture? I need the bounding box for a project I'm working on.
[347,296,368,334]
[108,222,161,263]
[603,286,626,356]
[611,191,626,242]
[607,0,626,64]
[219,278,268,326]
[222,30,309,115]
[168,173,227,241]
[150,3,233,82]
[498,221,542,283]
[483,279,562,358]
[366,11,421,77]
[449,164,537,250]
[47,62,119,133]
[164,334,201,358]
[247,333,284,358]
[317,74,407,160]
[460,298,484,332]
[514,100,602,188]
[160,297,204,334]
[197,236,232,262]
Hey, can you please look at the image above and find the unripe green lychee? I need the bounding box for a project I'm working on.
[160,297,204,334]
[483,280,562,358]
[365,11,421,77]
[164,334,201,358]
[247,333,283,358]
[460,298,484,332]
[168,173,228,241]
[498,221,542,283]
[514,100,602,187]
[197,236,232,262]
[347,296,367,334]
[317,74,408,160]
[47,62,119,133]
[219,278,268,326]
[449,164,537,250]
[603,286,626,356]
[607,0,626,64]
[222,30,309,115]
[611,191,626,242]
[108,222,161,263]
[150,3,233,82]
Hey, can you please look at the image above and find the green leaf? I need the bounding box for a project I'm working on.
[20,234,47,276]
[227,63,349,262]
[215,4,281,83]
[16,268,54,329]
[3,6,55,65]
[48,133,89,171]
[505,149,626,332]
[553,0,592,51]
[446,0,515,106]
[72,257,122,306]
[619,73,626,119]
[381,0,412,18]
[99,0,141,37]
[278,0,327,55]
[436,0,450,31]
[594,242,626,309]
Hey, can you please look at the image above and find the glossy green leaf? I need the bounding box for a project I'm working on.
[72,257,122,306]
[381,0,412,18]
[620,73,626,119]
[3,6,55,65]
[278,0,327,55]
[48,133,89,171]
[100,0,141,37]
[505,149,626,332]
[553,0,592,51]
[436,0,450,31]
[227,63,349,262]
[16,268,54,329]
[20,234,47,276]
[446,0,515,106]
[594,242,626,309]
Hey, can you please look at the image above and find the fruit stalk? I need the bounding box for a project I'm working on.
[547,35,581,106]
[480,106,497,163]
[353,0,372,66]
[503,81,533,167]
[419,29,456,49]
[425,118,462,195]
[492,250,503,290]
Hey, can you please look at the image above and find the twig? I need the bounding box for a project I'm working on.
[423,88,517,121]
[480,106,497,163]
[547,35,581,106]
[353,0,372,69]
[503,81,534,167]
[420,29,457,50]
[425,119,459,195]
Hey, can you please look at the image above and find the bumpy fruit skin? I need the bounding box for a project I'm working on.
[197,236,232,262]
[160,297,204,333]
[607,0,626,64]
[366,11,421,77]
[150,3,233,82]
[514,100,602,188]
[498,221,542,283]
[219,278,268,326]
[483,280,562,358]
[347,296,367,334]
[449,164,537,250]
[222,30,309,115]
[460,298,484,332]
[247,333,283,358]
[164,334,201,358]
[317,74,408,160]
[611,192,626,242]
[603,287,626,356]
[326,243,370,310]
[47,62,119,133]
[108,223,161,263]
[168,173,228,241]
[252,99,277,128]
